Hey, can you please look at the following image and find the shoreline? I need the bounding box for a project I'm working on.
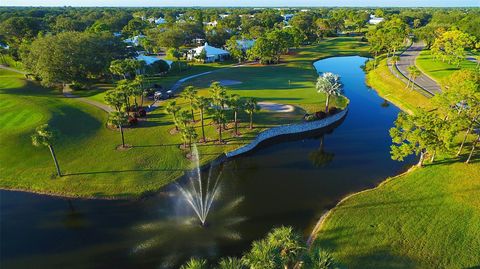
[1,46,362,200]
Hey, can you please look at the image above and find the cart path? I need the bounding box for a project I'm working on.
[394,41,441,96]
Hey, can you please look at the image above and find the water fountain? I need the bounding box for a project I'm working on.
[175,144,222,226]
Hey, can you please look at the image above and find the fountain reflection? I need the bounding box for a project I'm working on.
[130,145,245,267]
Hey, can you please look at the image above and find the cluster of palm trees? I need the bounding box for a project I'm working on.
[165,81,260,150]
[406,65,421,90]
[104,75,146,148]
[180,226,337,269]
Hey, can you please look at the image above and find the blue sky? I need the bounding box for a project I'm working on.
[1,0,478,6]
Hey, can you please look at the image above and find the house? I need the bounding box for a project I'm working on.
[0,43,9,50]
[136,54,173,69]
[205,20,218,27]
[219,14,230,19]
[155,18,166,25]
[113,32,122,37]
[369,15,384,25]
[282,14,294,23]
[123,35,145,47]
[187,43,230,63]
[236,39,255,51]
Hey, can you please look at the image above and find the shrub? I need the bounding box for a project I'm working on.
[138,108,147,117]
[305,114,317,121]
[128,116,138,125]
[315,111,327,119]
[328,107,338,115]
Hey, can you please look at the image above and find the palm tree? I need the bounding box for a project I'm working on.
[185,126,198,149]
[211,109,226,142]
[194,96,210,142]
[242,239,282,269]
[132,75,145,109]
[180,86,198,121]
[390,55,400,65]
[244,98,260,129]
[466,132,480,164]
[116,80,134,112]
[31,124,62,177]
[217,257,244,269]
[266,226,304,269]
[228,94,243,136]
[406,65,421,90]
[104,89,125,112]
[108,111,129,148]
[165,100,181,131]
[210,82,228,128]
[305,247,336,269]
[316,72,343,113]
[180,258,208,269]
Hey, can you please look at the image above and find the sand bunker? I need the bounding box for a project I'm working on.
[218,79,243,86]
[258,102,295,113]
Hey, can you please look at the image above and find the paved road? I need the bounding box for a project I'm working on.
[395,41,442,96]
[63,87,113,113]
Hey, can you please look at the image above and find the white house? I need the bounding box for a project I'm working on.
[236,39,255,51]
[219,14,230,19]
[187,43,230,62]
[136,54,173,68]
[205,20,218,27]
[369,15,384,25]
[123,35,145,47]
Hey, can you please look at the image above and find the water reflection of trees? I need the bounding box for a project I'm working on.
[309,135,335,167]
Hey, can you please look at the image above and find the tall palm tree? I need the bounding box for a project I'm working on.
[108,111,129,148]
[104,89,125,112]
[132,75,145,109]
[180,86,198,121]
[316,72,343,113]
[244,98,260,129]
[228,94,243,136]
[466,132,480,164]
[211,109,226,142]
[193,96,210,142]
[165,100,181,131]
[31,124,62,177]
[209,82,228,128]
[185,126,198,149]
[116,79,134,112]
[406,65,421,90]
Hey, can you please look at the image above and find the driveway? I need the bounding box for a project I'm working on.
[395,41,441,96]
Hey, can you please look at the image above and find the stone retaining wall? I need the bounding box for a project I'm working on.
[226,108,348,158]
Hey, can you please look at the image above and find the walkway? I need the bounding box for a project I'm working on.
[394,41,441,96]
[0,64,27,75]
[63,87,112,113]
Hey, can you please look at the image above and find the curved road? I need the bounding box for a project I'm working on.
[395,41,441,96]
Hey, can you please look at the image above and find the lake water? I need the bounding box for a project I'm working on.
[0,56,413,268]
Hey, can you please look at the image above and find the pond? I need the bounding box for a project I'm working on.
[0,56,413,268]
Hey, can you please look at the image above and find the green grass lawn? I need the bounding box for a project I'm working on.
[366,59,435,114]
[314,161,480,268]
[0,37,368,198]
[416,50,478,83]
[314,54,480,269]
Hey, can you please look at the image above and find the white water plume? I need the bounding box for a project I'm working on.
[175,144,222,225]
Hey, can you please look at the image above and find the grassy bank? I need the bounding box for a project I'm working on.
[0,37,368,198]
[416,50,478,82]
[366,59,434,114]
[314,55,480,268]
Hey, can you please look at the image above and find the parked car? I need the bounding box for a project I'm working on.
[154,90,174,100]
